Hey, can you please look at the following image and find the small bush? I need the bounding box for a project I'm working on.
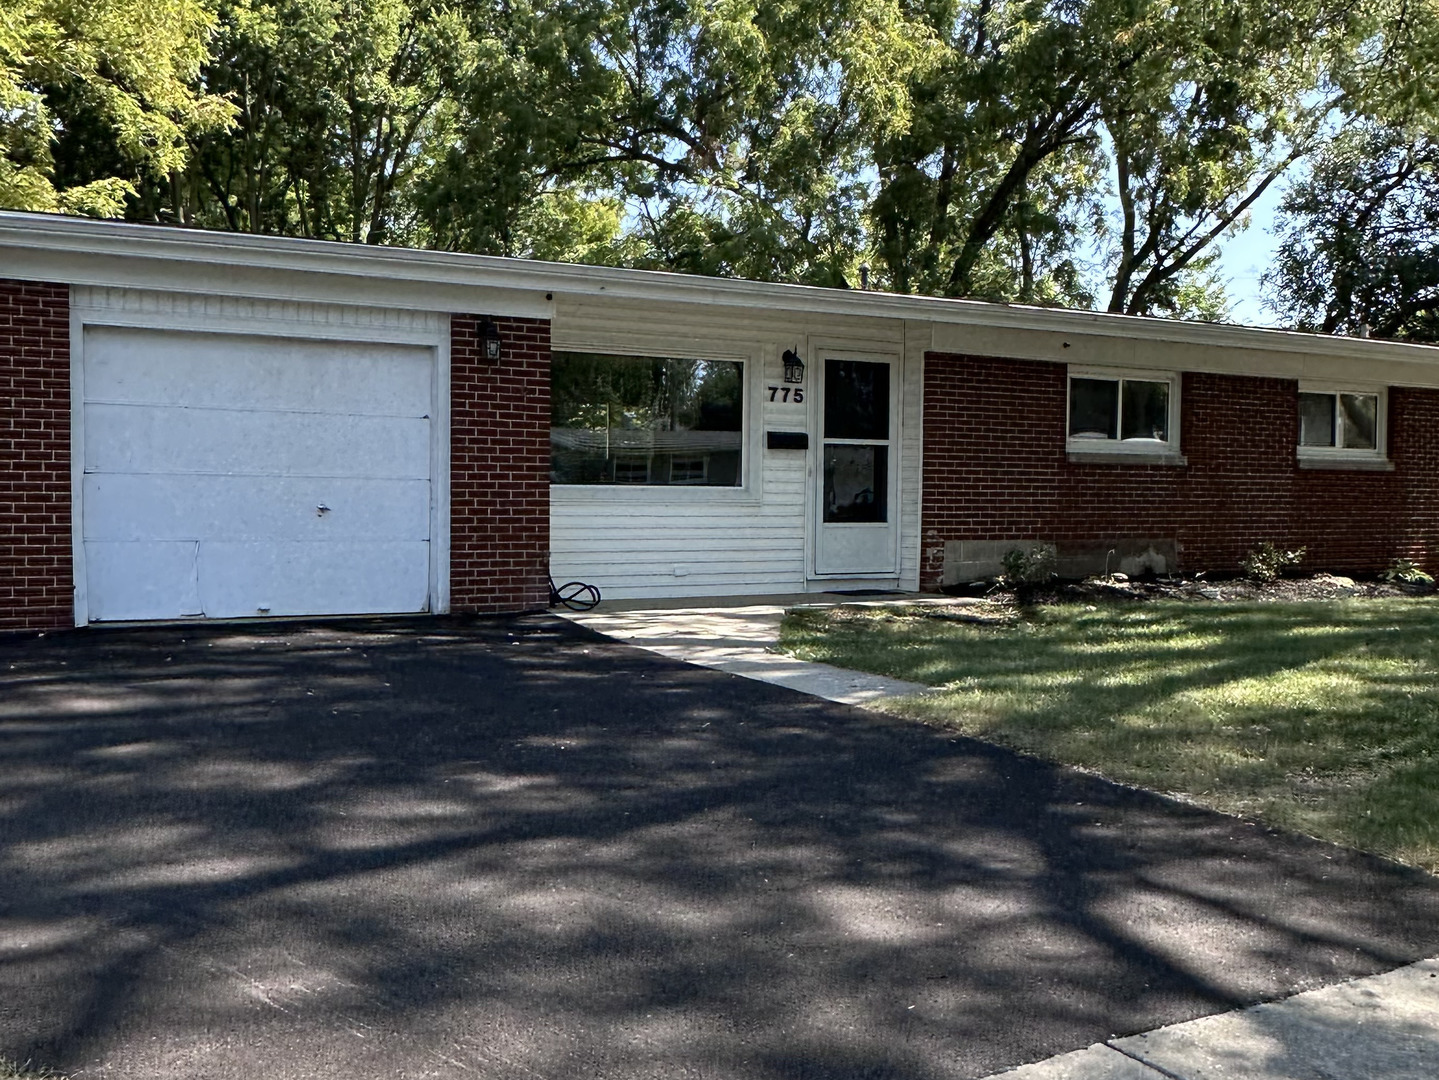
[1382,558,1435,586]
[1000,546,1057,588]
[1241,542,1306,583]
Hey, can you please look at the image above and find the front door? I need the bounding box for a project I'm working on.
[813,353,900,576]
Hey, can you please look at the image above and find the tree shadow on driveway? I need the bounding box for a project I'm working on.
[3,615,1439,1080]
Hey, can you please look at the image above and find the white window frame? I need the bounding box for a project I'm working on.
[1296,383,1388,466]
[548,346,758,502]
[1066,366,1182,461]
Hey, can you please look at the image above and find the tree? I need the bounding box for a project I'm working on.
[416,0,935,285]
[1264,121,1439,342]
[870,0,1111,300]
[0,0,231,215]
[144,0,474,240]
[1097,0,1346,316]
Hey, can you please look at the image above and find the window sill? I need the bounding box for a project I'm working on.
[1067,450,1187,467]
[1296,456,1395,472]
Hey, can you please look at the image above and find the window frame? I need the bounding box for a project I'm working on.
[548,345,759,502]
[1295,383,1388,467]
[1065,366,1183,462]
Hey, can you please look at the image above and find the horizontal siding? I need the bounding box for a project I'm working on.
[898,321,929,590]
[549,298,924,599]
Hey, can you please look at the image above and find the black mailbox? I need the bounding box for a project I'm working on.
[767,431,809,450]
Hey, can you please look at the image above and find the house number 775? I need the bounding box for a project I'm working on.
[768,386,804,403]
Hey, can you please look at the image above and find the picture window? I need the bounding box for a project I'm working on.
[550,352,744,486]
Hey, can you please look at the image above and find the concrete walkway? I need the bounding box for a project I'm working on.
[566,595,1439,1080]
[993,957,1439,1079]
[564,596,933,705]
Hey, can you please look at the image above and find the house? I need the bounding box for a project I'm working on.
[3,210,1437,633]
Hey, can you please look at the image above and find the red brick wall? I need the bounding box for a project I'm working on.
[921,353,1439,586]
[1,280,71,633]
[449,314,550,613]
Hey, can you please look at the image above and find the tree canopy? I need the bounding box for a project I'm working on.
[4,0,1438,331]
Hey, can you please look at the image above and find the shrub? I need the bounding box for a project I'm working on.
[1241,542,1306,583]
[1000,546,1057,588]
[1382,558,1435,586]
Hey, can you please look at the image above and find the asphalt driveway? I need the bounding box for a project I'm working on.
[3,615,1439,1080]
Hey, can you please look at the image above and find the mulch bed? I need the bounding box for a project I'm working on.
[949,572,1435,606]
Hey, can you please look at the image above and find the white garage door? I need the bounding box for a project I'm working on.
[81,326,435,622]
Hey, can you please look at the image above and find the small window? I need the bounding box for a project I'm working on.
[669,456,708,484]
[1298,391,1380,452]
[551,352,744,486]
[612,456,652,484]
[1067,370,1177,453]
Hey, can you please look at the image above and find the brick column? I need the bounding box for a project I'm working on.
[1,280,71,633]
[449,314,551,613]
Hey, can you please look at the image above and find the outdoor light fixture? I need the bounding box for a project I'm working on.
[480,318,503,361]
[782,347,805,385]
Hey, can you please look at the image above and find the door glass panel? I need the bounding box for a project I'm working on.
[824,445,888,523]
[824,359,890,440]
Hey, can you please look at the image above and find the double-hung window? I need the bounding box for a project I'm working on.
[1066,368,1181,460]
[1297,386,1386,466]
[550,351,745,487]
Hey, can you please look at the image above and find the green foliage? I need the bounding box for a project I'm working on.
[1000,545,1056,588]
[1240,542,1306,583]
[1383,558,1435,587]
[1265,120,1439,342]
[0,0,232,215]
[9,0,1439,319]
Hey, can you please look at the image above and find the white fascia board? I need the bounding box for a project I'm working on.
[4,210,1439,371]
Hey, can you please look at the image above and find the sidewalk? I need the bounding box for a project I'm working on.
[563,595,935,705]
[563,595,1439,1080]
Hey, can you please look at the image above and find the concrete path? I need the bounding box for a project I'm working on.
[569,596,1439,1080]
[563,596,933,705]
[990,956,1439,1079]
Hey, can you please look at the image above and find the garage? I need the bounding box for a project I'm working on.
[79,325,438,622]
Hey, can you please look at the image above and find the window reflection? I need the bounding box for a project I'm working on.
[824,445,888,523]
[550,352,743,486]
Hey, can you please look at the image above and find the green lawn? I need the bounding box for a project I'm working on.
[779,599,1439,872]
[0,1062,65,1080]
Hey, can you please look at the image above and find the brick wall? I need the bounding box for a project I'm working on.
[1,280,71,633]
[449,314,551,613]
[921,353,1439,587]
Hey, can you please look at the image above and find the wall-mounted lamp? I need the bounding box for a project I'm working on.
[782,347,805,385]
[480,318,503,361]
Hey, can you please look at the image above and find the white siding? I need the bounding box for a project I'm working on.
[549,298,922,600]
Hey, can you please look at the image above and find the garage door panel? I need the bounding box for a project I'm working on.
[83,475,432,543]
[197,542,431,618]
[85,542,202,621]
[84,404,432,480]
[84,328,433,417]
[82,323,438,623]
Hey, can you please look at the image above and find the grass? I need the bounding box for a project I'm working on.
[0,1062,67,1080]
[779,598,1439,873]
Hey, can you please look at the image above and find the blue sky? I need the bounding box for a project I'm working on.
[1213,181,1286,327]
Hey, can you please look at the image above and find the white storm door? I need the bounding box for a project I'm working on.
[813,354,900,576]
[81,327,435,621]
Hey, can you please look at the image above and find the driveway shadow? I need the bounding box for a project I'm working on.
[3,616,1439,1080]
